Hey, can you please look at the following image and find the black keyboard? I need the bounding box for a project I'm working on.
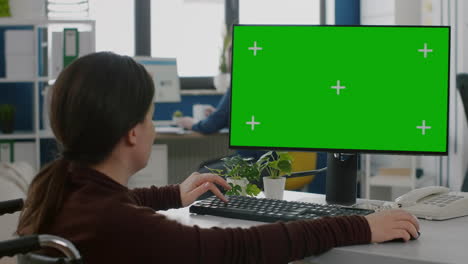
[190,195,374,223]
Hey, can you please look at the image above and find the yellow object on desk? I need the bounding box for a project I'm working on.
[285,152,317,191]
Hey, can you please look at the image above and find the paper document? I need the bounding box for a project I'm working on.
[155,126,184,134]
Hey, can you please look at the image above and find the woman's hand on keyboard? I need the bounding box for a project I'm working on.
[365,209,420,243]
[179,172,232,207]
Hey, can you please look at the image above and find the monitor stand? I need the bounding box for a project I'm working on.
[325,153,358,206]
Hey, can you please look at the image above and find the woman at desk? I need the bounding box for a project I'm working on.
[178,41,264,159]
[17,52,419,264]
[177,87,264,160]
[176,42,233,135]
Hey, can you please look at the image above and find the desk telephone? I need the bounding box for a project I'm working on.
[394,186,468,220]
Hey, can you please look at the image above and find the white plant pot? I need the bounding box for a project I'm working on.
[213,73,231,93]
[227,177,249,196]
[263,176,286,200]
[172,116,182,125]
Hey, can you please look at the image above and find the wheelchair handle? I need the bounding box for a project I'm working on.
[0,235,82,262]
[0,235,40,258]
[38,235,82,261]
[0,199,24,216]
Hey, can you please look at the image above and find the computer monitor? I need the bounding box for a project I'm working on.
[134,57,181,103]
[229,25,450,204]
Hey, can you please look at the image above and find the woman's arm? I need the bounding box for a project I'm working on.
[192,89,231,134]
[97,204,371,264]
[129,185,182,211]
[129,172,230,210]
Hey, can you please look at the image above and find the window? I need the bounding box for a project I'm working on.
[149,0,321,88]
[240,0,320,24]
[151,0,225,77]
[88,0,135,56]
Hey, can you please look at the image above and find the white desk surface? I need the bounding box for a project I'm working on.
[158,191,468,264]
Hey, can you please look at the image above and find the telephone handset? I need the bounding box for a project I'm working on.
[395,186,468,220]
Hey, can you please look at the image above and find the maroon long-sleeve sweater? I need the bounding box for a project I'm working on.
[45,167,371,264]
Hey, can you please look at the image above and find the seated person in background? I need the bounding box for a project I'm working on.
[177,41,232,135]
[18,52,420,264]
[177,87,230,134]
[177,43,232,135]
[179,86,265,161]
[178,41,265,160]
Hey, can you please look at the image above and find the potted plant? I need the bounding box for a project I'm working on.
[0,0,11,17]
[257,151,293,200]
[213,27,232,93]
[206,155,261,197]
[172,110,183,124]
[0,104,15,134]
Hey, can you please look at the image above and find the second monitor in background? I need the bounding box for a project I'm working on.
[135,57,181,103]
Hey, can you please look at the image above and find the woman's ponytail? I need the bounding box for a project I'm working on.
[17,158,70,235]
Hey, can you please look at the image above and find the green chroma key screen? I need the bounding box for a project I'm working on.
[229,25,450,154]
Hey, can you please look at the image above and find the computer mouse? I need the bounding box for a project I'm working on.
[385,231,420,243]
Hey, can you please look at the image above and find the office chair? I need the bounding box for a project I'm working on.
[0,199,83,264]
[457,73,468,192]
[284,152,317,191]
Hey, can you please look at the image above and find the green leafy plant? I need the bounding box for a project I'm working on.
[0,104,15,134]
[257,151,294,179]
[218,27,232,74]
[172,110,183,118]
[0,104,15,121]
[0,0,11,17]
[206,155,261,196]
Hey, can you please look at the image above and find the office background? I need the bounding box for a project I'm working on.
[0,0,467,197]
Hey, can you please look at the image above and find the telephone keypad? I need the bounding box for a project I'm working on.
[424,194,463,207]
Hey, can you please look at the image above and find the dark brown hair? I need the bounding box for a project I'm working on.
[18,52,154,234]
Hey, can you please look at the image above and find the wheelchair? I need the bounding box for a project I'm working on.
[0,199,83,264]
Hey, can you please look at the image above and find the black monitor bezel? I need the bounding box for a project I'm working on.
[228,24,451,156]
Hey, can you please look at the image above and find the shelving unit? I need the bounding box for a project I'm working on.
[358,0,447,200]
[362,154,439,201]
[366,155,417,189]
[0,131,36,140]
[0,18,95,170]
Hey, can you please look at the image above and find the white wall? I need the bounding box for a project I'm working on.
[429,0,468,190]
[395,0,421,25]
[361,0,395,25]
[326,0,335,25]
[360,0,468,193]
[458,0,468,188]
[8,0,46,19]
[361,0,422,25]
[450,0,468,190]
